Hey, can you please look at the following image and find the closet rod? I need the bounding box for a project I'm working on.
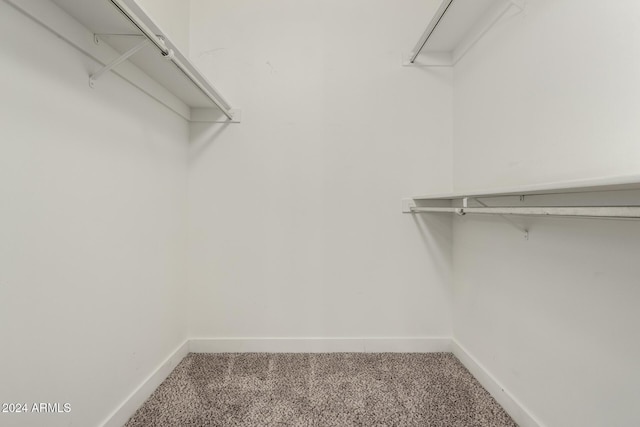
[109,0,234,120]
[410,206,640,219]
[408,0,453,64]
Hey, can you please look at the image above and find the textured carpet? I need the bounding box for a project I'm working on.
[125,353,516,426]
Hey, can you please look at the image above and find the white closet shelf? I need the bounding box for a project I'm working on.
[405,0,524,66]
[409,174,640,200]
[5,0,240,123]
[402,174,640,223]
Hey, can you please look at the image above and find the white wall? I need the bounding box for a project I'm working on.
[452,1,640,426]
[0,3,188,427]
[454,0,640,191]
[137,0,191,54]
[187,0,454,341]
[11,0,639,425]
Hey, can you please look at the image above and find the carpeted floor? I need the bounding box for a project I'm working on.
[125,353,516,426]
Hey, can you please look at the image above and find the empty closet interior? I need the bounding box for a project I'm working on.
[1,0,639,426]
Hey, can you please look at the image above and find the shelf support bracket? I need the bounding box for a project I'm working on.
[89,38,150,88]
[462,197,529,240]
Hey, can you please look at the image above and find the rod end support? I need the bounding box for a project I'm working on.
[402,198,416,214]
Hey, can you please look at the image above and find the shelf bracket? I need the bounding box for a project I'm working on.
[89,38,150,88]
[462,197,529,240]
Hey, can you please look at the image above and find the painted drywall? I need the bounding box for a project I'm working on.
[136,0,191,54]
[187,0,454,341]
[0,3,188,427]
[452,1,640,426]
[453,0,640,191]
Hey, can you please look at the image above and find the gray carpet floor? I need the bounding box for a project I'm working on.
[125,353,516,426]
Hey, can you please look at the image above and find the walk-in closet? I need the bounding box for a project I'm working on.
[1,0,639,426]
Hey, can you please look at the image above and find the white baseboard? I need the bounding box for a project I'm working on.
[189,337,452,353]
[100,340,189,427]
[452,339,544,427]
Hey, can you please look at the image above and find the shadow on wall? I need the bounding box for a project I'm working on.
[411,213,453,286]
[404,62,454,84]
[189,122,231,164]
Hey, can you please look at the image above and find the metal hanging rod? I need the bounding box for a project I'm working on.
[409,206,640,220]
[108,0,234,120]
[109,0,167,54]
[93,33,161,38]
[403,179,640,239]
[408,0,453,64]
